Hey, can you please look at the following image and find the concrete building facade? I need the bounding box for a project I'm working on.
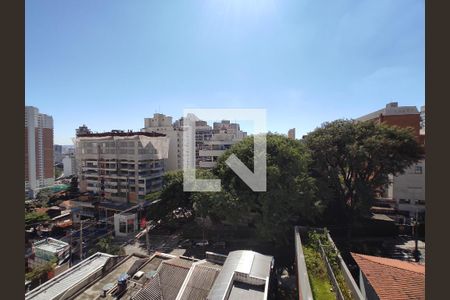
[54,144,63,164]
[75,127,169,203]
[114,212,138,237]
[142,113,184,171]
[420,105,425,131]
[199,120,247,169]
[25,106,54,196]
[62,153,77,177]
[142,114,247,171]
[28,238,71,277]
[288,128,296,139]
[357,102,425,222]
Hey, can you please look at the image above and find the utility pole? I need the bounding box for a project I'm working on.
[146,223,150,254]
[80,220,84,260]
[413,209,420,262]
[69,229,73,267]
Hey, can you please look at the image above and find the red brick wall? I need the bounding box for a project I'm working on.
[35,128,41,178]
[379,114,420,140]
[129,192,138,203]
[43,128,54,179]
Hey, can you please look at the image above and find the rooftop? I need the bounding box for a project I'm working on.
[178,262,221,300]
[207,250,273,300]
[132,256,196,300]
[73,254,145,300]
[228,282,265,300]
[76,130,165,138]
[351,252,425,300]
[33,238,69,253]
[25,252,117,300]
[26,250,272,300]
[357,102,419,122]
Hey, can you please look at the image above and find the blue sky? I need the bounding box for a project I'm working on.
[26,0,424,145]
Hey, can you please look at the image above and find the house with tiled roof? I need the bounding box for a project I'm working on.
[351,252,425,300]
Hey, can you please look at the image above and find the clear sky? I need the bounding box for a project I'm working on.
[26,0,424,145]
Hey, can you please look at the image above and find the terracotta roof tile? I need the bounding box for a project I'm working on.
[351,252,425,300]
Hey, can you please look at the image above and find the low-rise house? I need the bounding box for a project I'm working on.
[351,253,425,300]
[28,238,71,277]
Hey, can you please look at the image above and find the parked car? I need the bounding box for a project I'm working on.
[195,240,209,247]
[178,239,193,248]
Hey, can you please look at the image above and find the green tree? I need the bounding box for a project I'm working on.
[190,170,238,224]
[54,165,63,179]
[25,211,50,226]
[25,258,56,285]
[36,189,53,207]
[303,120,424,236]
[149,170,192,220]
[214,133,319,246]
[95,236,125,255]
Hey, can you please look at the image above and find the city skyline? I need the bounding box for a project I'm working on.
[26,0,424,145]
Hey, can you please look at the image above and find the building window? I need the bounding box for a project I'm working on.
[416,200,425,205]
[399,199,411,204]
[415,166,423,174]
[119,221,127,233]
[127,218,135,233]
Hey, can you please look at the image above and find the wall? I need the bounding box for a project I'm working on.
[393,159,425,222]
[359,271,380,300]
[380,114,421,140]
[114,213,138,237]
[62,155,76,176]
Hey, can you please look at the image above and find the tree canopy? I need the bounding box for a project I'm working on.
[25,211,50,226]
[153,122,423,244]
[303,119,424,227]
[213,133,319,245]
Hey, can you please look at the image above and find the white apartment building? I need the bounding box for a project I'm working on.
[75,127,169,203]
[25,106,55,196]
[142,114,247,170]
[62,153,77,177]
[142,113,184,171]
[198,120,247,169]
[394,160,425,223]
[420,105,425,131]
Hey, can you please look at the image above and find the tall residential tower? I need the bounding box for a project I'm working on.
[25,106,54,196]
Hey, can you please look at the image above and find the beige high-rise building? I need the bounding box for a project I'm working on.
[142,113,184,171]
[25,106,54,196]
[75,127,169,203]
[288,128,296,139]
[198,120,247,169]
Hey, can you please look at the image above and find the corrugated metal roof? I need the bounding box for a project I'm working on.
[34,238,69,254]
[249,253,273,279]
[25,253,114,300]
[207,250,273,300]
[228,282,265,300]
[132,273,163,300]
[179,264,221,300]
[159,262,190,300]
